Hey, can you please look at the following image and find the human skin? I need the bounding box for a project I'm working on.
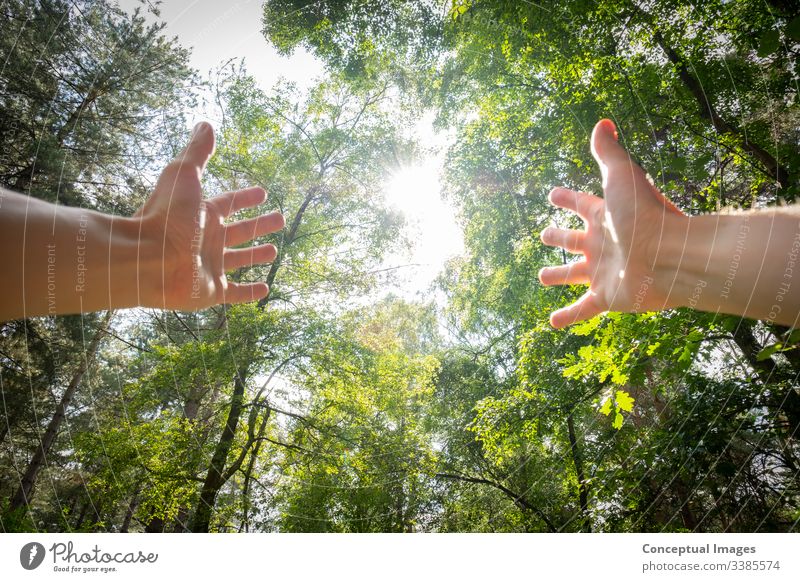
[0,122,285,320]
[539,119,800,329]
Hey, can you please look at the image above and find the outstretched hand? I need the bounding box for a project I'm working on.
[134,122,285,310]
[539,119,688,328]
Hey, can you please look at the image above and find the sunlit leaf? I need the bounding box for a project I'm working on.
[612,412,624,430]
[615,390,635,413]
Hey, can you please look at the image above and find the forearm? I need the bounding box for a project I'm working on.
[656,207,800,326]
[0,188,154,319]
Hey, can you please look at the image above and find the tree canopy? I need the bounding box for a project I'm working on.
[1,0,799,533]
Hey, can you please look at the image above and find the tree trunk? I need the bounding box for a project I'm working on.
[731,321,800,437]
[238,446,258,533]
[73,500,89,530]
[674,479,699,531]
[0,417,8,447]
[238,403,272,533]
[567,411,591,532]
[170,377,210,532]
[632,4,793,191]
[120,493,139,533]
[9,311,112,512]
[190,364,250,532]
[144,516,165,533]
[257,185,319,308]
[191,181,319,530]
[190,183,319,530]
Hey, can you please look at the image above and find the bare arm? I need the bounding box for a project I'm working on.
[539,119,800,328]
[0,122,285,321]
[656,208,800,326]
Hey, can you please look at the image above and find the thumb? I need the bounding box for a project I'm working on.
[175,121,216,175]
[590,119,684,215]
[590,118,632,189]
[143,122,216,215]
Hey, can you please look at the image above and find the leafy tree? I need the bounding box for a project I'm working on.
[263,0,800,531]
[0,0,195,530]
[4,0,799,534]
[275,299,440,533]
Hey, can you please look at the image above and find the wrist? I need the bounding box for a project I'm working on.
[650,212,722,311]
[103,214,161,310]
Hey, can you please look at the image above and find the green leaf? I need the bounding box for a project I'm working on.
[686,329,704,343]
[757,343,781,361]
[571,315,602,336]
[693,153,714,174]
[787,16,800,41]
[612,411,624,429]
[599,398,613,416]
[757,29,780,57]
[615,390,635,413]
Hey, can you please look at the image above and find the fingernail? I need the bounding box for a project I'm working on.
[609,120,619,141]
[599,119,618,141]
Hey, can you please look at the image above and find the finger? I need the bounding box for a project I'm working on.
[547,187,602,222]
[540,226,585,253]
[590,119,683,215]
[550,290,604,329]
[590,118,650,196]
[590,119,631,172]
[224,212,286,247]
[173,122,216,176]
[210,186,268,218]
[223,244,278,272]
[223,281,269,304]
[539,261,589,286]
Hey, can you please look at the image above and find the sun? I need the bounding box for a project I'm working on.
[381,160,464,291]
[383,163,441,218]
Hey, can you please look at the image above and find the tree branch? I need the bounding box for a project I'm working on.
[435,472,557,532]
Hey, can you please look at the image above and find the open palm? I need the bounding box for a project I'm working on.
[539,119,686,328]
[134,122,285,310]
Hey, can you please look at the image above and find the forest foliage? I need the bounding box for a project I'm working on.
[1,0,799,532]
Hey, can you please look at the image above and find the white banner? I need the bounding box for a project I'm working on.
[1,533,798,581]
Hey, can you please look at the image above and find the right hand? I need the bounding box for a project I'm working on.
[538,119,687,328]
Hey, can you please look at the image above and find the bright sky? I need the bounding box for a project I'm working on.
[117,0,463,296]
[117,0,323,90]
[382,114,464,296]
